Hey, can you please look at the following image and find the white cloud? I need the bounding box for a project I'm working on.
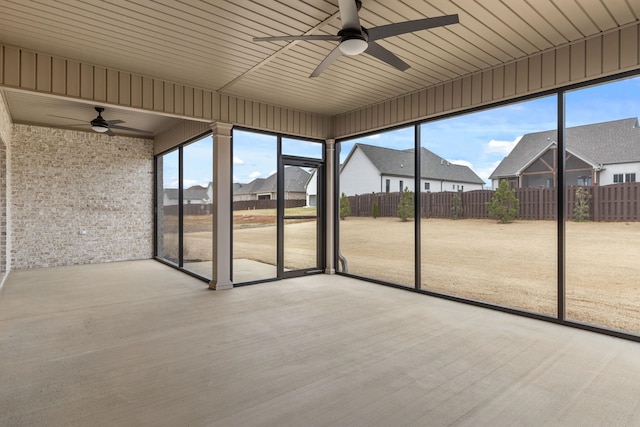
[484,136,521,155]
[233,156,244,164]
[183,179,200,188]
[249,171,261,179]
[475,160,503,186]
[165,176,179,188]
[367,134,381,139]
[449,159,473,168]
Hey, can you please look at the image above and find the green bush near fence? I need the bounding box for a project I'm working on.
[451,193,463,219]
[573,187,592,222]
[339,192,351,220]
[397,187,415,222]
[372,198,379,219]
[486,180,519,224]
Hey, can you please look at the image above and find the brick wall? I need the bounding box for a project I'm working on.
[0,92,11,145]
[0,141,6,275]
[0,92,11,277]
[11,125,153,269]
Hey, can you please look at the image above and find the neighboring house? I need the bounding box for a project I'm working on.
[339,143,485,196]
[233,178,272,201]
[489,117,640,189]
[306,169,318,207]
[163,184,212,206]
[233,166,311,201]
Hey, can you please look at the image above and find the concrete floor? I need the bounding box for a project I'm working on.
[2,260,640,426]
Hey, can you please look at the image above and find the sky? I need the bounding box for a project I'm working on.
[163,75,640,189]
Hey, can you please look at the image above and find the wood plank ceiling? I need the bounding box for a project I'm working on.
[0,0,639,119]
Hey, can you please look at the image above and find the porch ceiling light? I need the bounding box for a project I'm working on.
[91,123,109,133]
[339,37,368,56]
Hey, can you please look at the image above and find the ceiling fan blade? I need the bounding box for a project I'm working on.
[310,46,343,78]
[106,129,116,137]
[48,114,86,122]
[367,14,459,41]
[105,119,124,125]
[109,124,153,135]
[254,34,340,42]
[365,41,410,71]
[338,0,362,31]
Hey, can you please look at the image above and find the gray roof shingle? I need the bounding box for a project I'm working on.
[234,166,310,194]
[164,185,209,201]
[489,117,640,179]
[352,143,485,184]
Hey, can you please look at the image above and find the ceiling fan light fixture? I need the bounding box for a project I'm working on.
[91,123,109,133]
[339,37,368,55]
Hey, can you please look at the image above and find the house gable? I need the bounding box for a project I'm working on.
[490,118,640,185]
[339,145,383,195]
[233,167,311,200]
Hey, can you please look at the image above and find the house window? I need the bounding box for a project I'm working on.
[577,176,591,186]
[399,180,404,192]
[257,194,270,200]
[452,184,455,190]
[424,182,430,191]
[625,173,636,183]
[613,174,623,183]
[385,179,390,193]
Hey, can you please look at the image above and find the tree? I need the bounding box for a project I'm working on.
[573,187,592,222]
[372,197,379,219]
[339,192,351,220]
[397,187,414,222]
[486,180,519,223]
[451,193,463,220]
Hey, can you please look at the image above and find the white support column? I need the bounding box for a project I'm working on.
[209,122,233,290]
[325,139,336,274]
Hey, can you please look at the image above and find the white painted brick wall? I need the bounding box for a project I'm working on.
[11,125,153,269]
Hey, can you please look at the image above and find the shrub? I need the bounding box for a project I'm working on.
[397,187,414,222]
[451,193,463,220]
[372,198,379,219]
[339,192,351,220]
[573,187,592,222]
[486,180,519,223]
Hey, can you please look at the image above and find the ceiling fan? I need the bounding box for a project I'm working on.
[50,107,153,137]
[253,0,459,77]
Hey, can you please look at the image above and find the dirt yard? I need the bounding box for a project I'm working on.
[234,217,640,334]
[171,213,640,335]
[337,217,640,335]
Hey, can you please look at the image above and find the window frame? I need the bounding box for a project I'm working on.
[334,68,640,344]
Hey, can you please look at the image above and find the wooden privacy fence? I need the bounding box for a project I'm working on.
[163,199,307,214]
[347,183,640,221]
[233,199,306,211]
[163,204,212,216]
